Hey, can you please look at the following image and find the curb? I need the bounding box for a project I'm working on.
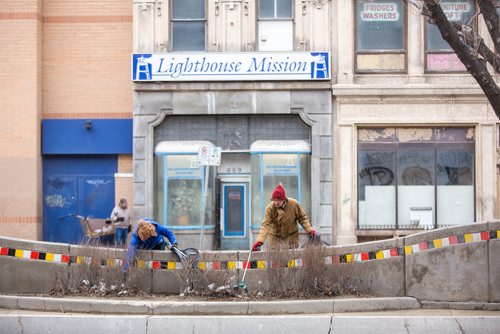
[421,301,500,311]
[0,295,420,315]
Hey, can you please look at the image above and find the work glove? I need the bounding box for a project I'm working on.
[252,241,263,252]
[308,230,321,244]
[172,242,179,248]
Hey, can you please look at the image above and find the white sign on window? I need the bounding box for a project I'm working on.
[132,52,330,81]
[361,3,399,21]
[263,155,298,176]
[410,207,433,229]
[441,2,471,21]
[167,156,202,179]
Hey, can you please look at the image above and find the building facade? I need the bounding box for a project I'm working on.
[1,0,499,249]
[131,0,499,249]
[0,0,133,243]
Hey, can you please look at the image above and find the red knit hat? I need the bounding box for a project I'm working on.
[272,184,287,200]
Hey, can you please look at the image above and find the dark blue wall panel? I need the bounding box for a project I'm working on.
[42,119,132,154]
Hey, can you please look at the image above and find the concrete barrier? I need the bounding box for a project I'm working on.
[331,238,405,296]
[489,221,500,303]
[406,242,489,302]
[0,222,499,303]
[404,222,492,302]
[0,257,67,294]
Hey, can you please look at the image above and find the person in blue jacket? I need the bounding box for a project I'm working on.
[124,218,177,271]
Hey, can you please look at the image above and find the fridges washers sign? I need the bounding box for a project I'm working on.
[360,2,399,21]
[132,52,330,81]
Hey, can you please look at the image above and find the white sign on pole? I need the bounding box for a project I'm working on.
[197,146,221,166]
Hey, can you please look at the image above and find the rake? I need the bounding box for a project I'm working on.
[234,250,252,293]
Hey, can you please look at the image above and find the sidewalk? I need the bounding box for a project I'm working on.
[1,295,499,334]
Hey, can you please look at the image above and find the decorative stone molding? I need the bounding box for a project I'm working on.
[312,0,329,9]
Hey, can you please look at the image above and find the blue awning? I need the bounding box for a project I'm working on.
[42,119,133,154]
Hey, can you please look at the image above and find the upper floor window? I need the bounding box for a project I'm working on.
[426,0,475,71]
[355,0,406,72]
[172,0,206,51]
[258,0,293,51]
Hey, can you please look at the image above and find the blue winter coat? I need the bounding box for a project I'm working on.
[124,219,177,270]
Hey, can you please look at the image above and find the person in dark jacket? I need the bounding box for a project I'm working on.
[124,218,177,271]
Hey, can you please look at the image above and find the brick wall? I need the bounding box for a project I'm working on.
[0,0,43,240]
[43,0,133,119]
[0,0,133,240]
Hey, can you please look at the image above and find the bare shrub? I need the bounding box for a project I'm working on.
[262,242,358,298]
[298,243,358,297]
[264,242,297,296]
[51,239,145,297]
[50,239,358,299]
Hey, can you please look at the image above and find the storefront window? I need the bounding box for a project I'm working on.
[358,128,475,230]
[397,148,435,229]
[154,141,214,229]
[358,148,397,229]
[436,148,474,227]
[250,140,311,229]
[355,0,406,72]
[426,0,474,71]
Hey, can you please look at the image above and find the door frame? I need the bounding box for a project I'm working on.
[219,175,252,248]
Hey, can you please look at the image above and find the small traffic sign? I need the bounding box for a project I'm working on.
[197,146,221,166]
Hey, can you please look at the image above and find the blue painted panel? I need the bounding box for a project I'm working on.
[43,155,117,244]
[43,176,79,243]
[42,119,132,154]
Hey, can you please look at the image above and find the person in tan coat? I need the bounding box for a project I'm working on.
[252,184,316,251]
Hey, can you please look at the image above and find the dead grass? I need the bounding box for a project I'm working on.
[50,241,358,299]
